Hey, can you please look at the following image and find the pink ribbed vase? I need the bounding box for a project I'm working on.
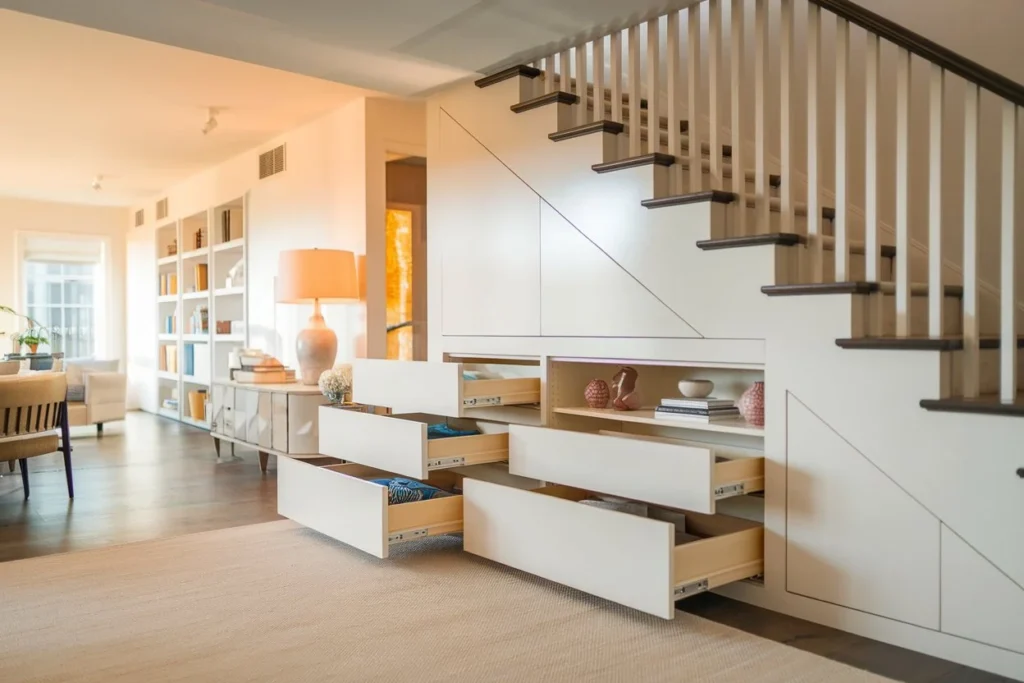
[738,381,765,426]
[584,379,610,409]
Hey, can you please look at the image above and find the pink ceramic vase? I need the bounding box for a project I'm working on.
[584,379,610,409]
[738,381,765,426]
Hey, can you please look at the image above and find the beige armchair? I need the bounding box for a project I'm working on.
[65,359,127,433]
[0,373,73,499]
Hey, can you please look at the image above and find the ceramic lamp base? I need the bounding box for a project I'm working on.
[296,309,337,386]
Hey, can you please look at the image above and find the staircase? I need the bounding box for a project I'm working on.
[445,0,1024,677]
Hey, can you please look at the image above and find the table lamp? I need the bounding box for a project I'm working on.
[276,249,359,385]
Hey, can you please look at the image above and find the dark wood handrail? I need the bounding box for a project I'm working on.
[811,0,1024,107]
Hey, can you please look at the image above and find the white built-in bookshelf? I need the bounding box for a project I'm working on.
[155,195,248,430]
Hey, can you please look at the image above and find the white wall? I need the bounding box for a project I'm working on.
[126,97,426,398]
[0,196,128,360]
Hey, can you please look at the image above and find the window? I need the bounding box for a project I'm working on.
[24,261,98,359]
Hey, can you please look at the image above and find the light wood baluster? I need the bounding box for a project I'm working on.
[895,48,912,337]
[1000,103,1019,402]
[576,44,588,126]
[628,25,642,157]
[928,64,945,337]
[610,32,623,124]
[592,37,605,124]
[835,17,850,280]
[731,0,746,236]
[780,0,794,236]
[755,0,769,234]
[709,0,723,188]
[544,56,555,94]
[560,49,571,94]
[687,5,702,192]
[647,18,662,155]
[667,11,682,192]
[865,33,880,282]
[807,2,822,280]
[962,83,981,397]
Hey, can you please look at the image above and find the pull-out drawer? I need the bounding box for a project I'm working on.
[352,359,540,418]
[277,457,463,559]
[319,407,509,479]
[508,426,764,514]
[463,479,763,619]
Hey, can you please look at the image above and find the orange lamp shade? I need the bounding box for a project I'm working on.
[276,249,359,303]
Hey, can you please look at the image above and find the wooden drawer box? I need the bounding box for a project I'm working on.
[352,359,539,418]
[319,408,509,479]
[463,479,764,619]
[508,426,764,514]
[277,457,463,559]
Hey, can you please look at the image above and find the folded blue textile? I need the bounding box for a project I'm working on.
[427,423,479,440]
[370,477,452,505]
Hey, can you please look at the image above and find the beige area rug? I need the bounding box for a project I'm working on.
[0,521,893,683]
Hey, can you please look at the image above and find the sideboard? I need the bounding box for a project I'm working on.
[210,379,329,472]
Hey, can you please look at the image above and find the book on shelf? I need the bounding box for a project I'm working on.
[654,406,741,422]
[660,397,735,409]
[232,368,295,384]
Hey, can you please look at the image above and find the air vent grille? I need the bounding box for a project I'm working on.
[134,209,144,227]
[259,144,286,179]
[156,198,169,221]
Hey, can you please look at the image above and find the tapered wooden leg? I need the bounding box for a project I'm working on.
[213,437,221,457]
[63,449,74,498]
[230,443,235,457]
[259,451,269,473]
[7,460,14,473]
[96,423,104,435]
[60,399,74,498]
[19,459,29,499]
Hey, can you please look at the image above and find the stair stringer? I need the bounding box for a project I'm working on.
[764,292,1024,593]
[434,78,779,340]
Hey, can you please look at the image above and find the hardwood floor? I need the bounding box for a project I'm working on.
[0,411,279,563]
[0,412,1012,682]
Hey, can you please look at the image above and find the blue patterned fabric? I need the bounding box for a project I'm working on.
[370,478,452,505]
[426,423,479,440]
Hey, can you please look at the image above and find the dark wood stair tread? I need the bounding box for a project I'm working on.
[762,282,964,297]
[510,91,579,113]
[475,65,541,88]
[642,191,738,209]
[920,394,1024,417]
[549,121,625,141]
[645,191,836,221]
[836,336,1024,351]
[592,153,676,173]
[698,233,896,258]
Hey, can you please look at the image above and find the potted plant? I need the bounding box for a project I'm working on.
[14,327,51,354]
[2,305,40,354]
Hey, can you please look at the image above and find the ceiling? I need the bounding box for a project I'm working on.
[0,9,377,206]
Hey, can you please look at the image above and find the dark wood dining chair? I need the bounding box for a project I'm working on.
[0,373,73,499]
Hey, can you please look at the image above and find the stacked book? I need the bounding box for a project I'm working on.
[232,351,296,384]
[654,397,740,423]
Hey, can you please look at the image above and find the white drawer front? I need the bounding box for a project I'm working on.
[509,426,717,512]
[277,458,464,559]
[353,359,540,418]
[271,394,288,452]
[319,408,508,479]
[463,479,764,619]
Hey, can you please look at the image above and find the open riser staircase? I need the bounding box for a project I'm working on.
[435,0,1024,677]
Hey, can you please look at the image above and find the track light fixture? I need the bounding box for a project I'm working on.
[202,107,219,136]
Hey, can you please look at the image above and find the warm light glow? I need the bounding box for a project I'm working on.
[386,209,413,360]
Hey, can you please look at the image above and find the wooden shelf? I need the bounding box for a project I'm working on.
[213,239,244,253]
[182,334,209,342]
[183,375,210,386]
[156,370,178,381]
[180,248,208,261]
[214,334,245,342]
[157,294,178,303]
[214,287,244,297]
[157,255,178,266]
[157,333,176,341]
[182,290,210,300]
[553,406,764,437]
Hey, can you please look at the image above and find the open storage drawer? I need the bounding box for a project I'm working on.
[277,457,463,559]
[319,408,509,479]
[352,359,540,418]
[463,479,764,619]
[507,426,764,514]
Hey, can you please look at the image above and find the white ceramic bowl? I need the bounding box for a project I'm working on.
[678,379,714,398]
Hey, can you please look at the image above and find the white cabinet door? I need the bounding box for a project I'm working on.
[288,394,327,454]
[211,385,234,436]
[256,392,272,448]
[271,393,288,452]
[233,389,254,442]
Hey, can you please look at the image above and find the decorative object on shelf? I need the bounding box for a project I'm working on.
[738,381,765,426]
[195,228,204,250]
[225,258,245,288]
[188,390,207,420]
[318,364,353,404]
[194,263,208,292]
[678,379,714,398]
[168,239,177,256]
[216,321,232,334]
[610,366,641,411]
[277,249,359,385]
[584,378,610,408]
